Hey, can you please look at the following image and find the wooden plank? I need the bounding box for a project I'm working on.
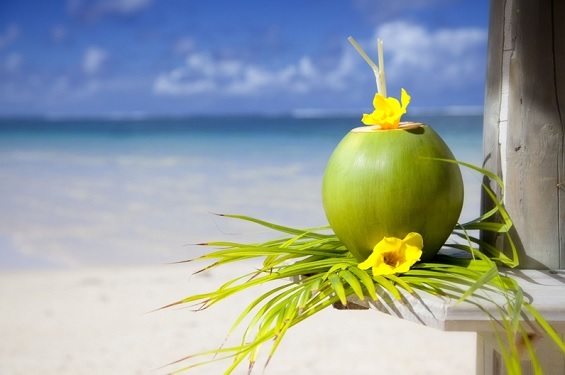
[556,0,565,269]
[483,0,565,269]
[359,269,565,332]
[481,0,506,252]
[505,0,564,269]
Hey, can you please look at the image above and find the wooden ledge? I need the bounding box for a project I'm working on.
[348,269,565,333]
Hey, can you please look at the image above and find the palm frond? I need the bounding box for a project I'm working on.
[163,162,564,374]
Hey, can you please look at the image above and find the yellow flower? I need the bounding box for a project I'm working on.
[358,232,423,275]
[361,88,411,129]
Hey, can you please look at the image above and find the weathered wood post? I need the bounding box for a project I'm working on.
[481,0,565,373]
[482,0,565,269]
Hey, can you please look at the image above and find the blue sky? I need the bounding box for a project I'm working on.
[0,0,490,117]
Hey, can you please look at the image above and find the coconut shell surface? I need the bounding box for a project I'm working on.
[322,124,464,262]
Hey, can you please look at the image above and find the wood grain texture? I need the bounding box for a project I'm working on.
[483,0,565,269]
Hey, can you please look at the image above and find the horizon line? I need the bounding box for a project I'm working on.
[0,105,485,121]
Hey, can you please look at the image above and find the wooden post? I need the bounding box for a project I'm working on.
[480,0,565,372]
[482,0,565,269]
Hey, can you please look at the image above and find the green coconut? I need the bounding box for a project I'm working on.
[322,122,464,263]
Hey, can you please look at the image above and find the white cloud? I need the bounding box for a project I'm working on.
[68,0,152,19]
[153,21,486,101]
[82,46,108,75]
[0,24,20,49]
[324,49,358,90]
[373,21,487,91]
[4,52,22,73]
[98,0,152,14]
[173,37,196,55]
[153,51,349,97]
[51,26,69,44]
[353,0,457,21]
[154,73,217,96]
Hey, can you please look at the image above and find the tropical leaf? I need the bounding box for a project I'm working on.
[339,269,366,301]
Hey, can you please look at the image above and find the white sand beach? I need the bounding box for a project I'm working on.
[0,262,476,375]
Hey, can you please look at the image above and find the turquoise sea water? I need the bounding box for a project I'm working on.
[0,115,484,269]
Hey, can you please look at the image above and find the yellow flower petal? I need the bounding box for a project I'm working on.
[385,96,402,112]
[372,92,387,110]
[373,262,396,275]
[357,232,423,276]
[391,260,412,274]
[400,88,411,111]
[361,113,377,126]
[376,236,402,253]
[402,232,423,249]
[404,245,423,263]
[361,89,411,129]
[358,252,379,270]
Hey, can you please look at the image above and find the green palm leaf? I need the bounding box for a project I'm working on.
[163,161,564,374]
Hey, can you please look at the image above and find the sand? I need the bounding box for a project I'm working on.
[0,262,476,374]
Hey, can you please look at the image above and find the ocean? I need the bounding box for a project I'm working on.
[0,114,484,269]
